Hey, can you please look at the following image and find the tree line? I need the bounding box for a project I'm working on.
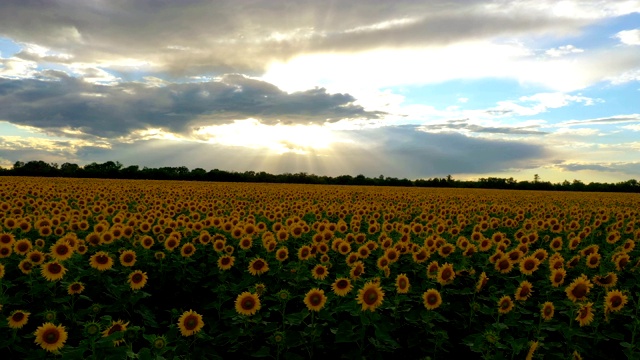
[2,160,639,193]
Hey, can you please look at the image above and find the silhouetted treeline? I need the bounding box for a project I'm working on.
[2,160,639,193]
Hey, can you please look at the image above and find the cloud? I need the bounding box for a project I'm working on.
[558,114,640,126]
[556,161,640,175]
[418,119,547,135]
[0,73,383,138]
[0,1,638,77]
[0,125,553,178]
[545,44,584,57]
[615,29,640,45]
[488,92,598,117]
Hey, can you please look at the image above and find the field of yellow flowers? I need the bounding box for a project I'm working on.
[0,177,639,359]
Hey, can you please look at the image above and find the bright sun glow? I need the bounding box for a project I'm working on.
[195,119,344,155]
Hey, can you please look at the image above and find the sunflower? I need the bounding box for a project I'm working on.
[311,264,329,280]
[356,281,385,312]
[331,278,353,297]
[377,256,390,270]
[347,261,364,280]
[27,249,45,265]
[217,255,235,270]
[7,310,30,329]
[494,256,513,274]
[514,281,533,301]
[575,302,595,327]
[239,237,253,250]
[180,243,196,258]
[275,247,289,262]
[519,255,541,275]
[526,341,539,360]
[19,259,34,274]
[604,289,628,313]
[89,251,114,271]
[412,247,430,263]
[422,289,442,310]
[49,242,74,261]
[67,282,85,295]
[164,237,180,251]
[128,270,148,290]
[0,232,16,247]
[395,273,410,294]
[304,288,327,312]
[438,244,455,258]
[437,263,455,286]
[119,250,137,267]
[573,351,583,360]
[41,261,67,282]
[177,310,205,337]
[532,248,548,262]
[102,320,129,346]
[541,301,555,321]
[426,260,439,279]
[585,253,601,269]
[475,272,489,293]
[248,257,269,276]
[34,322,68,352]
[565,274,593,302]
[593,272,617,288]
[614,253,630,271]
[497,296,514,314]
[384,248,399,263]
[550,268,567,288]
[140,235,154,249]
[14,239,33,255]
[235,292,261,316]
[0,263,4,279]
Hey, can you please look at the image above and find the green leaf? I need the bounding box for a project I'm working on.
[251,346,271,357]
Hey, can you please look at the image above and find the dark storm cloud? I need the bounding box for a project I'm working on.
[0,0,600,75]
[420,119,547,135]
[557,162,640,175]
[0,73,383,137]
[10,125,552,179]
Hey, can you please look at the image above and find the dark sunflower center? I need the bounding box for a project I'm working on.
[18,244,28,252]
[56,246,69,255]
[441,269,452,280]
[185,316,198,330]
[184,247,193,254]
[544,307,552,315]
[611,295,622,307]
[253,260,264,270]
[44,329,59,344]
[498,260,510,270]
[501,301,510,309]
[242,298,255,310]
[572,284,588,298]
[108,325,123,335]
[364,289,378,305]
[337,280,348,289]
[399,279,407,288]
[221,258,230,265]
[311,295,321,305]
[124,254,133,262]
[600,275,613,284]
[22,262,33,270]
[72,284,81,291]
[524,261,535,270]
[428,294,438,304]
[12,313,24,321]
[520,287,530,297]
[49,263,62,274]
[579,308,589,319]
[316,268,325,275]
[96,255,108,264]
[132,274,143,283]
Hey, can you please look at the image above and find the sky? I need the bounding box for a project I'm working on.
[0,1,639,183]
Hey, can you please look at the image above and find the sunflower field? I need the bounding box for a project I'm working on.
[0,177,639,359]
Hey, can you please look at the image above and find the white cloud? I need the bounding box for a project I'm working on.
[621,124,640,131]
[490,92,598,116]
[545,44,584,57]
[615,29,640,45]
